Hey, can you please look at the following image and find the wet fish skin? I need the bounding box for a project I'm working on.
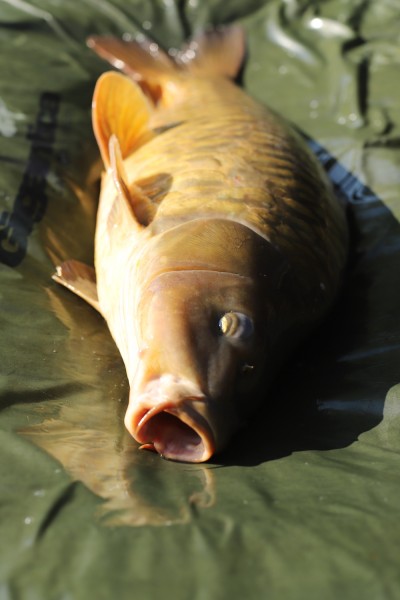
[53,26,348,463]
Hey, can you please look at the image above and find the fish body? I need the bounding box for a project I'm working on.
[54,26,348,462]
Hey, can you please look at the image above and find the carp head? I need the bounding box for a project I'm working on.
[121,218,292,463]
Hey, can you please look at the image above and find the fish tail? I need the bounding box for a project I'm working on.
[87,34,177,100]
[88,25,246,165]
[175,25,246,79]
[87,24,245,94]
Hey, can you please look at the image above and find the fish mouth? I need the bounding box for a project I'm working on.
[126,398,216,463]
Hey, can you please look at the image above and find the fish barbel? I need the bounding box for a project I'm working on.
[53,26,348,462]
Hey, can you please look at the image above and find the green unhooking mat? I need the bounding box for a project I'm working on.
[1,1,399,598]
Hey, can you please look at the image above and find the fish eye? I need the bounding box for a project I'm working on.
[218,311,254,340]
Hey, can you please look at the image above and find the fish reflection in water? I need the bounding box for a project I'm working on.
[18,286,215,527]
[21,413,215,527]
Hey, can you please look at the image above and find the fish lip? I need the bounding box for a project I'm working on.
[128,398,216,463]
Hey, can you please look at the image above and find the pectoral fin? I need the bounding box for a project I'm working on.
[52,260,101,314]
[92,71,154,167]
[108,135,157,231]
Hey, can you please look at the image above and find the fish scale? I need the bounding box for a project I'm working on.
[121,103,345,292]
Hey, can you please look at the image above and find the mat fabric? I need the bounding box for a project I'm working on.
[1,1,399,598]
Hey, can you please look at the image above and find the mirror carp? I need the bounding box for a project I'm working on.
[53,26,348,462]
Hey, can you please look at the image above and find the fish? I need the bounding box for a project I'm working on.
[53,25,348,463]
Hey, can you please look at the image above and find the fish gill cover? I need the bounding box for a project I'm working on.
[0,1,399,599]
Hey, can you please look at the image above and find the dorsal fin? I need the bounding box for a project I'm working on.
[108,135,157,229]
[52,260,101,314]
[92,71,154,167]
